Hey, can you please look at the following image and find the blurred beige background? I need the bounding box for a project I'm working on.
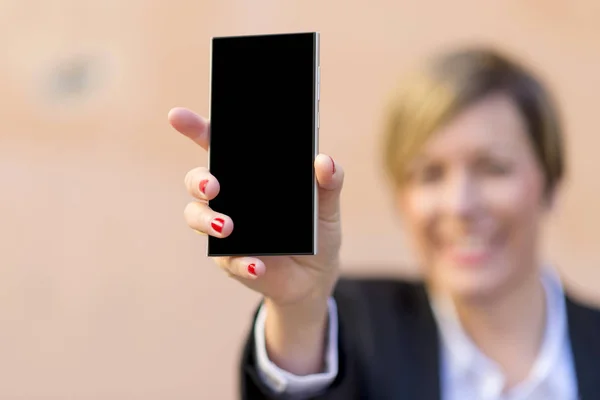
[2,0,600,398]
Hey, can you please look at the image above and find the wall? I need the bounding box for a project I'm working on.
[2,0,599,398]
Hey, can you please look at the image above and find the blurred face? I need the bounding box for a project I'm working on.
[397,93,551,301]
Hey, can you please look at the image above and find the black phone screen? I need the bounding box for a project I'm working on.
[208,32,319,256]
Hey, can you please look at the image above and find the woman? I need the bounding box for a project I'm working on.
[169,47,600,400]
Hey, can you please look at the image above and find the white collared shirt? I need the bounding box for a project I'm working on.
[254,268,578,400]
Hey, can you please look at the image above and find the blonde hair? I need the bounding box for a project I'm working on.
[382,47,565,195]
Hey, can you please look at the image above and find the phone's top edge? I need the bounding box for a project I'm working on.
[211,32,318,41]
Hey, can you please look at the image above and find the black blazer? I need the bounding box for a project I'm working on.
[240,278,600,400]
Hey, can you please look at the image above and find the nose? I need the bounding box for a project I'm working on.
[442,170,480,219]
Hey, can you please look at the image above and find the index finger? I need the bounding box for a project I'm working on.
[168,107,210,150]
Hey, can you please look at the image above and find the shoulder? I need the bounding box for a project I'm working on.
[332,276,431,322]
[330,275,441,392]
[563,293,600,381]
[335,276,425,300]
[565,292,600,330]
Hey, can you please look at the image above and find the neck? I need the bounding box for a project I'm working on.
[453,270,547,389]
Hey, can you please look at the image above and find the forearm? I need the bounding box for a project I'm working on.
[263,295,330,376]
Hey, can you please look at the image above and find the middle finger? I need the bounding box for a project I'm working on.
[184,201,233,237]
[185,167,221,201]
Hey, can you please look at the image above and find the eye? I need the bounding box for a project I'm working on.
[411,163,445,184]
[477,159,513,176]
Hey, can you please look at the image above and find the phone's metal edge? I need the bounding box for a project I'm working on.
[313,32,320,256]
[212,31,315,40]
[207,36,214,257]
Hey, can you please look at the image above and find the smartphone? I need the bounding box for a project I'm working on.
[207,32,320,257]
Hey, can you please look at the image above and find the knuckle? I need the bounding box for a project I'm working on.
[230,259,243,276]
[184,170,193,188]
[185,167,209,189]
[184,202,207,226]
[214,257,235,276]
[183,201,196,217]
[183,202,198,225]
[225,270,235,278]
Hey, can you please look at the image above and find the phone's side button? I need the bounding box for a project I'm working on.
[318,67,321,100]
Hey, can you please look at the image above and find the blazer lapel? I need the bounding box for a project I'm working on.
[380,284,441,400]
[566,295,600,400]
[409,286,442,400]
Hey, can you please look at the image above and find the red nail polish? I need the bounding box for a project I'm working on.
[329,156,336,174]
[248,263,257,276]
[211,218,224,233]
[199,179,209,194]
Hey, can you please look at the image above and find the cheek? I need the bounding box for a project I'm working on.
[481,171,545,221]
[480,171,546,272]
[398,189,438,252]
[403,188,439,219]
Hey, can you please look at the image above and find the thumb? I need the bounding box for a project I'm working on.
[315,154,344,223]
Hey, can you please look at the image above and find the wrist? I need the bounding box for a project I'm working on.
[263,297,331,375]
[265,291,329,327]
[265,262,338,324]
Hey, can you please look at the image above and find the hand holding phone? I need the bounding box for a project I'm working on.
[172,105,343,296]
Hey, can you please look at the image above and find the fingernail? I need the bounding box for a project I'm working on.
[329,156,336,175]
[211,218,224,233]
[199,179,209,194]
[247,263,257,276]
[193,229,207,235]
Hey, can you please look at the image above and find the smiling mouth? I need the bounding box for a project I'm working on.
[444,236,495,266]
